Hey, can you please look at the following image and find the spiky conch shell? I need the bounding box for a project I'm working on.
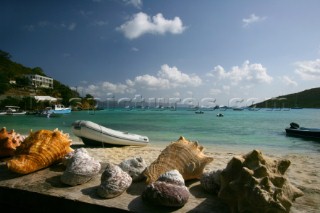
[0,127,25,157]
[218,149,304,213]
[7,129,73,174]
[144,136,214,184]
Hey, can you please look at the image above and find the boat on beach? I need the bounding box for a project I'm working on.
[285,122,320,140]
[71,120,149,147]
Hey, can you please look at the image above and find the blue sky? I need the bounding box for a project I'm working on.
[1,0,320,107]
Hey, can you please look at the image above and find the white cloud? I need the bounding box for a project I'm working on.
[242,14,266,27]
[77,64,201,98]
[117,12,186,39]
[132,64,201,89]
[207,60,273,84]
[124,0,142,9]
[209,88,221,96]
[281,76,298,86]
[295,59,320,80]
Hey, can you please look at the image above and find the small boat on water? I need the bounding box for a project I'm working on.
[195,110,204,114]
[0,106,27,115]
[216,113,224,117]
[72,120,149,147]
[285,122,320,140]
[47,104,71,114]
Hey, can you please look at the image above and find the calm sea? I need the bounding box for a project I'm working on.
[1,108,319,155]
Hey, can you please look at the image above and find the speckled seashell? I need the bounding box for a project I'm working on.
[218,149,304,213]
[7,129,73,174]
[97,162,132,199]
[142,170,189,207]
[0,127,25,157]
[200,170,221,194]
[60,148,101,186]
[144,136,213,184]
[119,156,147,182]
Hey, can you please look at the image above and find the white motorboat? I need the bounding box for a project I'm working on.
[72,120,149,147]
[0,106,27,115]
[48,104,71,114]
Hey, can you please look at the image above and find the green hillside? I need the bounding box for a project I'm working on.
[0,50,79,108]
[255,87,320,108]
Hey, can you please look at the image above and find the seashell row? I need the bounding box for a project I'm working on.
[97,162,132,199]
[119,156,147,182]
[0,127,25,158]
[7,129,73,174]
[203,149,304,213]
[60,148,101,186]
[144,136,214,184]
[142,169,190,207]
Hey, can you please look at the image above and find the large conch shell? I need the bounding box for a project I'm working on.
[7,129,73,174]
[144,136,213,184]
[0,127,25,157]
[218,149,304,213]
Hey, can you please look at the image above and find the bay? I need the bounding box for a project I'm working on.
[1,108,319,155]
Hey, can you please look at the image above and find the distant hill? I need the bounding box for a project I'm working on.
[255,87,320,108]
[0,49,79,106]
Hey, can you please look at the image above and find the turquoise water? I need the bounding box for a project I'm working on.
[1,108,319,154]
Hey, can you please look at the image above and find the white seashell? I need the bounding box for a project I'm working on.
[119,156,147,182]
[142,170,190,207]
[60,148,101,186]
[97,162,132,199]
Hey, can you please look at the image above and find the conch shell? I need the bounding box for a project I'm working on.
[218,149,304,213]
[61,148,101,186]
[7,129,73,174]
[0,127,25,157]
[144,136,213,184]
[142,169,190,207]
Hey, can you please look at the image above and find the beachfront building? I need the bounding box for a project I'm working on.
[25,74,53,89]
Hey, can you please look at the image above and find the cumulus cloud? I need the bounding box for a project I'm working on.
[207,60,273,84]
[77,64,201,98]
[117,12,186,39]
[295,59,320,80]
[132,64,202,89]
[242,14,266,27]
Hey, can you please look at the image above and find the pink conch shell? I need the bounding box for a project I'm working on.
[0,127,25,157]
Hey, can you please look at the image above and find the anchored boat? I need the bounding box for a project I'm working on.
[285,122,320,140]
[72,120,149,147]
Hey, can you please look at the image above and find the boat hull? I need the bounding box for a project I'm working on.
[72,120,149,147]
[285,128,320,139]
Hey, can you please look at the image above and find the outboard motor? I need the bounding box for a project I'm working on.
[290,122,300,129]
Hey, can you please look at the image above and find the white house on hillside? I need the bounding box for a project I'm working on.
[25,74,53,89]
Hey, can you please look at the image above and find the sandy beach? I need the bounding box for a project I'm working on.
[77,139,320,213]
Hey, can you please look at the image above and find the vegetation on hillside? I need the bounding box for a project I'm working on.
[255,87,320,108]
[0,50,96,110]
